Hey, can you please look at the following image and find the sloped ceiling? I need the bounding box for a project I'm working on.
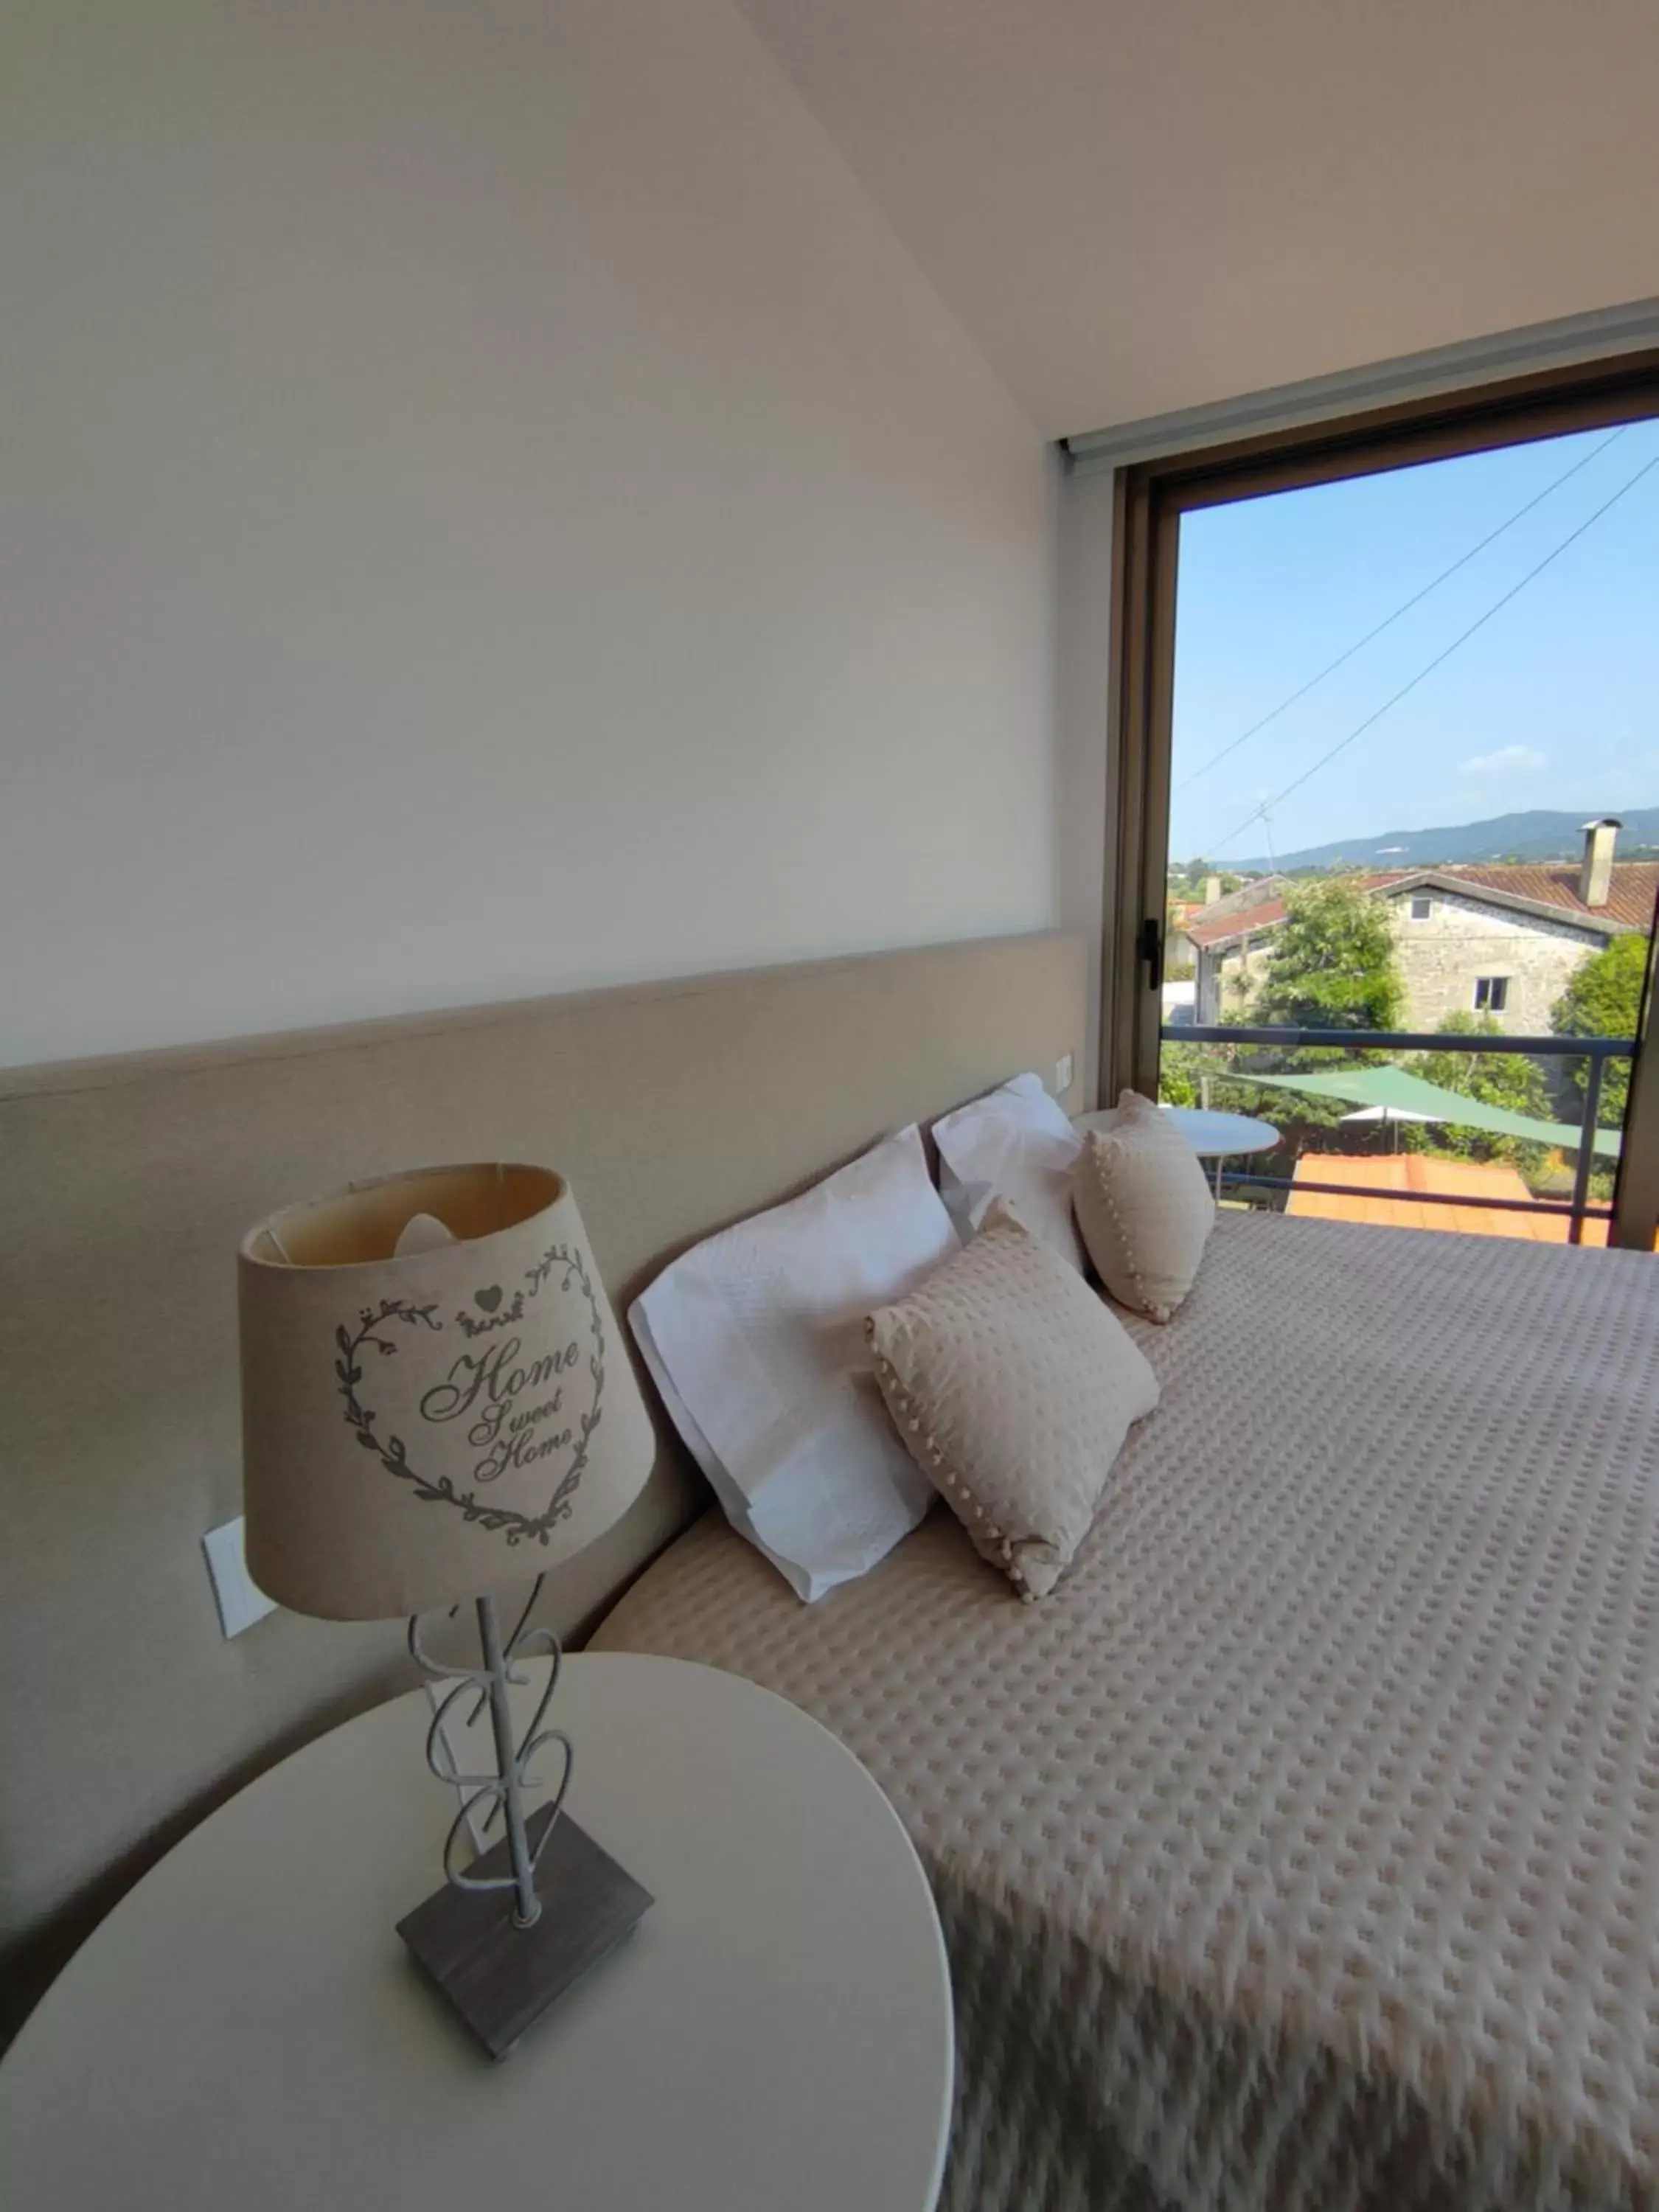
[737,0,1659,438]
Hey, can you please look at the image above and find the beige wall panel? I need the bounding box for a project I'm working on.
[0,932,1087,2039]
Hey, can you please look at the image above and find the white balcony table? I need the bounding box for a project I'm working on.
[0,1652,953,2212]
[1075,1103,1279,1196]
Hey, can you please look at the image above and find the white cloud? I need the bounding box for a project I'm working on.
[1459,744,1546,776]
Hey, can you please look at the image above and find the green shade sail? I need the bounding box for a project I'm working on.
[1231,1062,1622,1158]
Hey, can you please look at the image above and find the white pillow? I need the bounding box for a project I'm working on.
[932,1071,1086,1271]
[629,1125,957,1600]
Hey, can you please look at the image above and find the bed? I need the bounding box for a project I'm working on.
[594,1211,1659,2211]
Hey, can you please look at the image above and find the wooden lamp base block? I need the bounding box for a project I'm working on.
[397,1806,653,2061]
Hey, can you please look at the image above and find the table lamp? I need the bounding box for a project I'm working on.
[239,1161,658,2059]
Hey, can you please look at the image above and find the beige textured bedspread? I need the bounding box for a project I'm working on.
[593,1213,1659,2211]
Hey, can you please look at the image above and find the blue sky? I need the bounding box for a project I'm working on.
[1169,415,1659,866]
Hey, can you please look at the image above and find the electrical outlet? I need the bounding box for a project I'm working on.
[1053,1052,1075,1096]
[202,1516,278,1639]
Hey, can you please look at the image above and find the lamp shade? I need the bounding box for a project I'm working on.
[240,1163,655,1621]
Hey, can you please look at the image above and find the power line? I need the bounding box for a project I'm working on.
[1206,448,1659,858]
[1175,424,1630,795]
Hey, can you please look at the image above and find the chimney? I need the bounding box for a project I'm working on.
[1579,817,1621,908]
[1203,874,1222,906]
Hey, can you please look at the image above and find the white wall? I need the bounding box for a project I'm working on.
[734,0,1659,437]
[0,0,1054,1068]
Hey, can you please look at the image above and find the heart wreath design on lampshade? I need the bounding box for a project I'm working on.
[335,1239,605,1542]
[240,1164,657,1623]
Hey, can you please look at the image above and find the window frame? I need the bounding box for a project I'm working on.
[1101,346,1659,1251]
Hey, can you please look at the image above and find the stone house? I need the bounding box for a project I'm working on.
[1172,874,1287,1006]
[1183,876,1289,1020]
[1189,820,1656,1033]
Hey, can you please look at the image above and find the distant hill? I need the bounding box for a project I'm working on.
[1228,808,1659,876]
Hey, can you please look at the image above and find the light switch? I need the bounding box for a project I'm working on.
[202,1516,278,1638]
[1053,1052,1075,1096]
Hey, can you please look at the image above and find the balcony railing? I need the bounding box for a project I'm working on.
[1166,1024,1637,1244]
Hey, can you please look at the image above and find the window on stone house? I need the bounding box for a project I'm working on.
[1473,975,1509,1013]
[1409,897,1433,920]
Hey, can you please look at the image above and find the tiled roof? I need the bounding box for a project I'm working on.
[1186,863,1658,947]
[1416,863,1659,932]
[1185,898,1287,950]
[1287,1154,1610,1244]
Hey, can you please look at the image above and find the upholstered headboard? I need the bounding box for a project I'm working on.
[0,928,1089,2037]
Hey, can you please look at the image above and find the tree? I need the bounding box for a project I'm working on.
[1192,879,1406,1146]
[1251,877,1405,1032]
[1158,1040,1203,1109]
[1408,1013,1550,1176]
[1551,933,1651,1129]
[1158,1040,1256,1111]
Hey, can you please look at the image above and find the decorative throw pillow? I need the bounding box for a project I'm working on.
[931,1071,1086,1271]
[1071,1090,1214,1322]
[865,1198,1159,1599]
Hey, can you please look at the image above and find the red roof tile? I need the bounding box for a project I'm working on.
[1186,863,1657,947]
[1185,898,1287,949]
[1425,863,1658,931]
[1287,1154,1611,1243]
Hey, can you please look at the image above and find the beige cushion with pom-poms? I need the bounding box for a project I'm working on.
[1071,1089,1215,1321]
[864,1197,1159,1598]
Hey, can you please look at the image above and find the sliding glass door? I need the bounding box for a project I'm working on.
[1105,354,1659,1250]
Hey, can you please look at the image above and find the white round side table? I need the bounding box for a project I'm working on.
[1076,1103,1279,1196]
[0,1653,953,2212]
